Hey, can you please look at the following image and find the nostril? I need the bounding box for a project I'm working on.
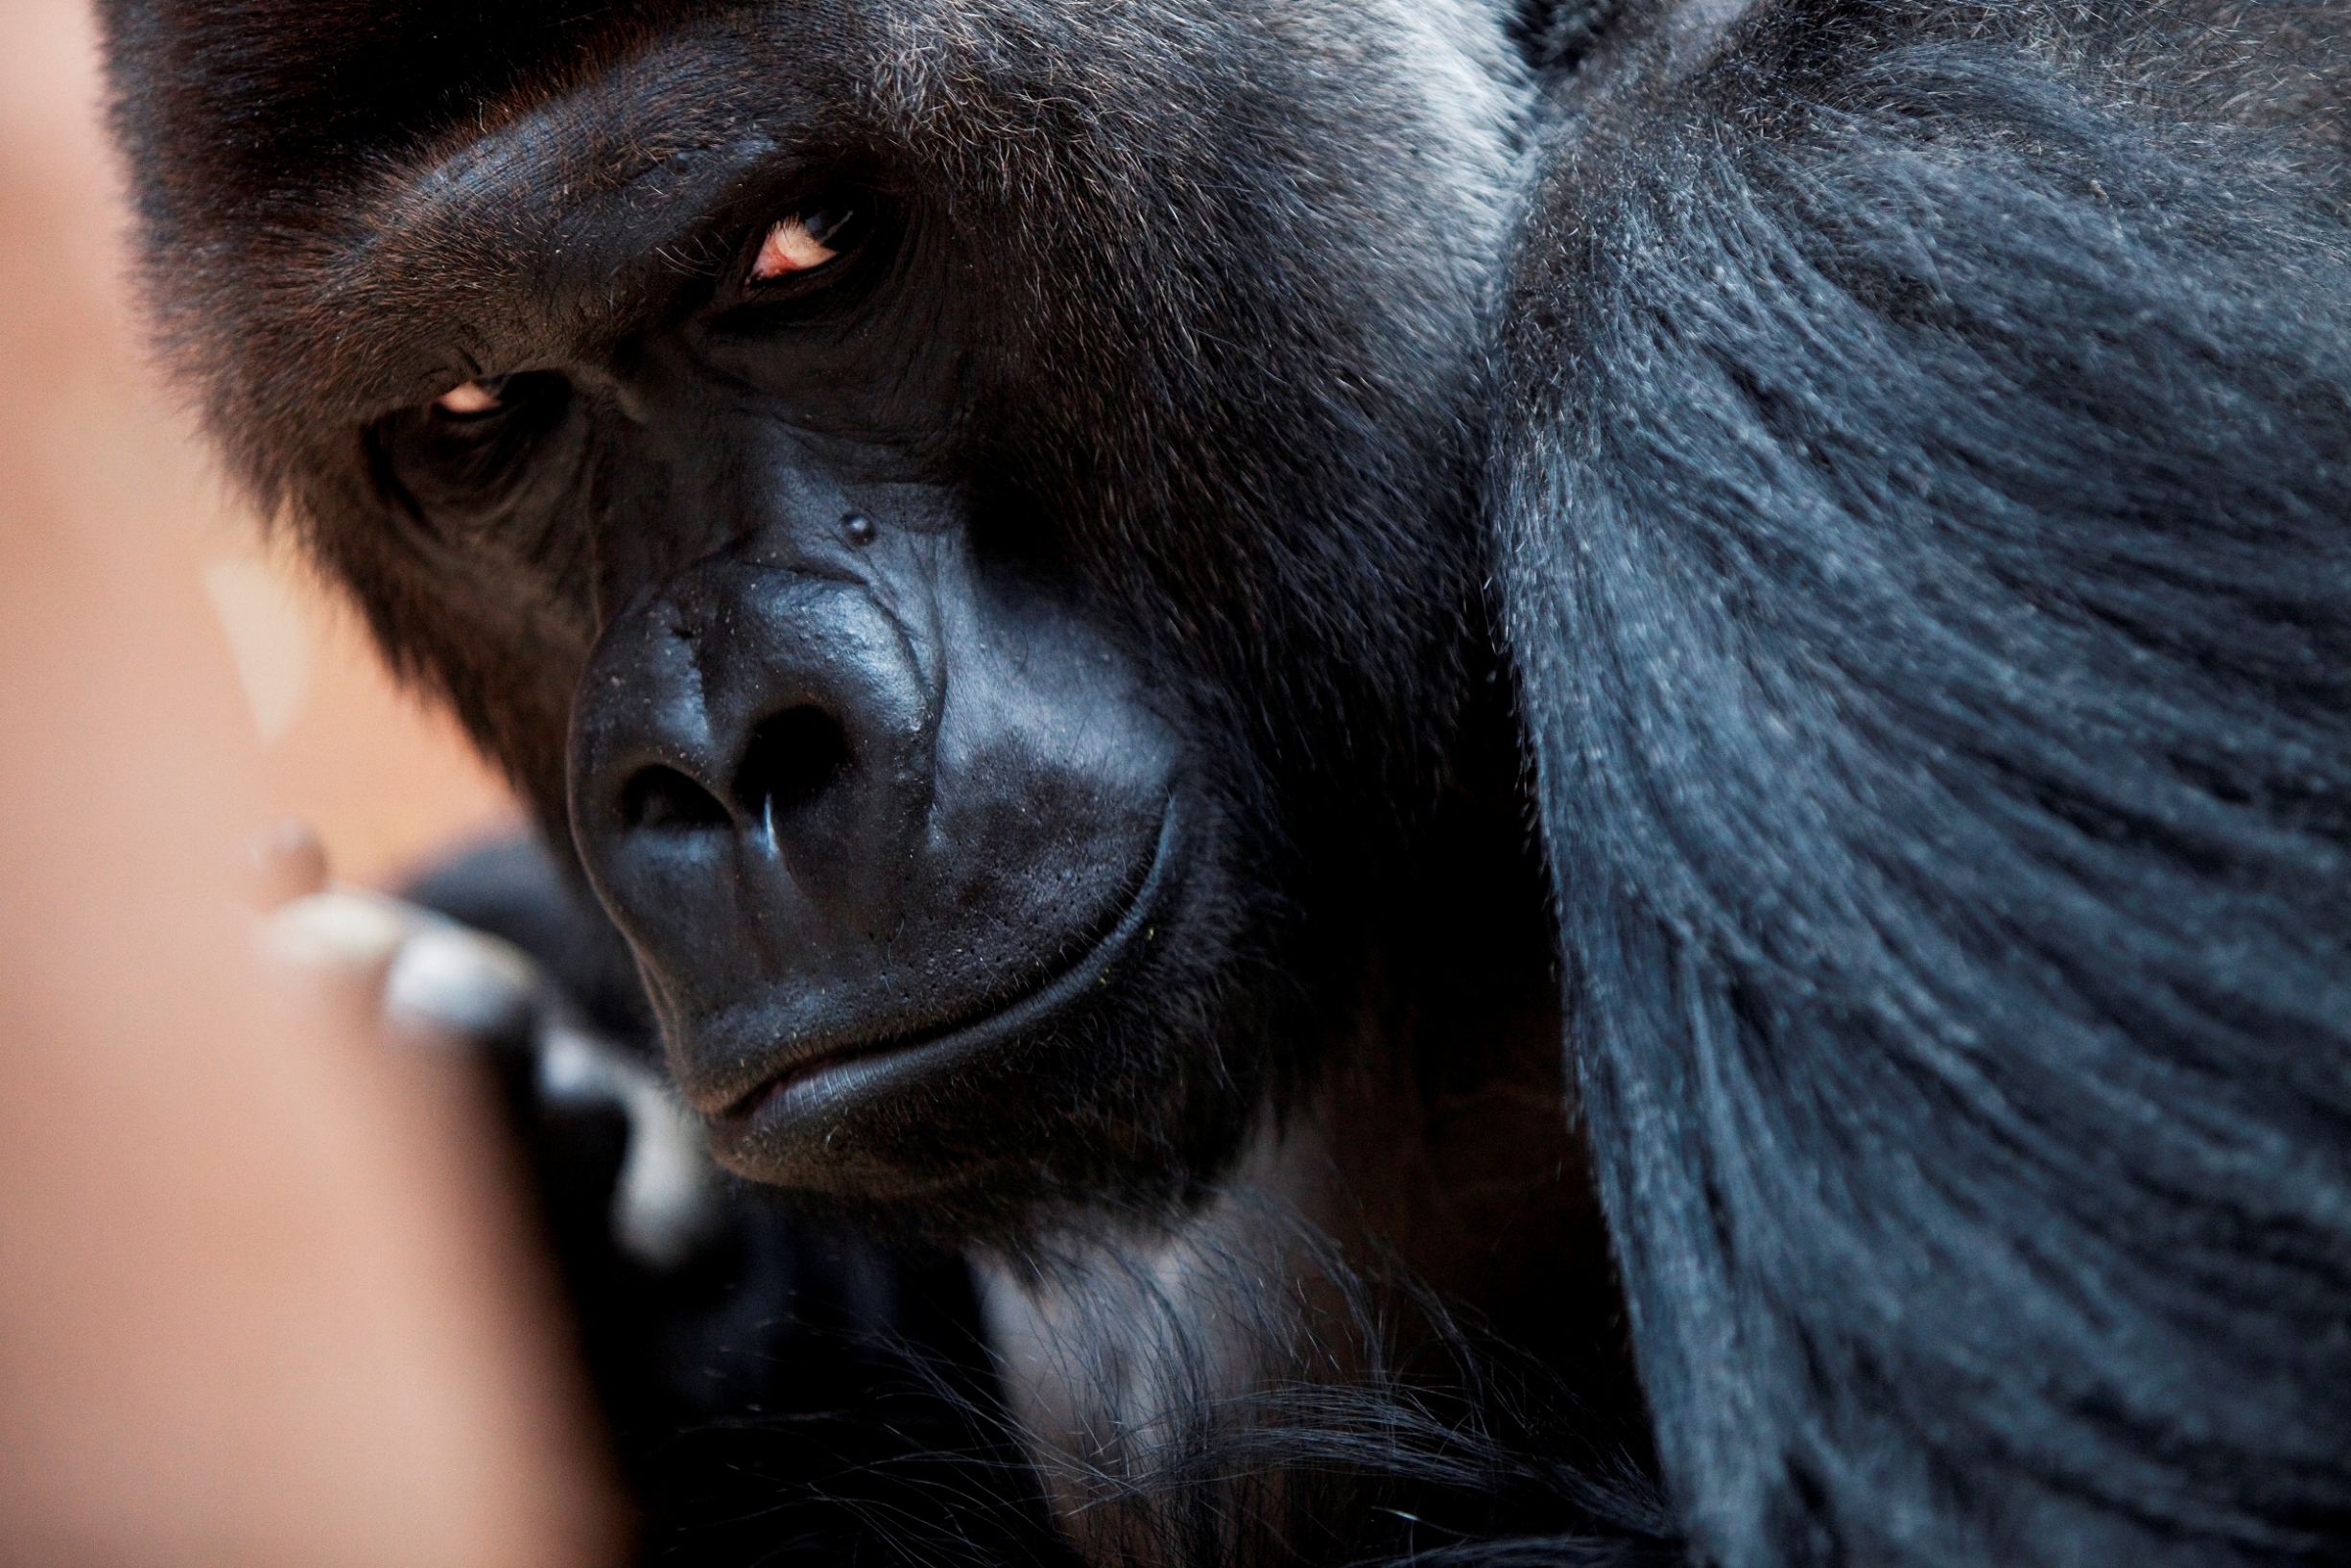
[735,705,850,825]
[622,765,732,832]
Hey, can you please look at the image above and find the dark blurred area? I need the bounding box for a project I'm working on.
[401,837,1064,1567]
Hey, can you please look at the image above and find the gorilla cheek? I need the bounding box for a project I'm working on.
[565,525,1198,1213]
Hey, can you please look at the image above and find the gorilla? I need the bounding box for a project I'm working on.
[102,0,2351,1563]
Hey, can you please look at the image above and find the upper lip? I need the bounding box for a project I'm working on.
[703,805,1178,1126]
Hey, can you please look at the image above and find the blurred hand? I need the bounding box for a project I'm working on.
[0,363,624,1568]
[249,819,722,1275]
[251,819,537,1046]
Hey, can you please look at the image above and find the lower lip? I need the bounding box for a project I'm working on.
[721,807,1178,1150]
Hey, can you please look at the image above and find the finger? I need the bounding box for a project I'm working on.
[383,924,541,1048]
[245,817,330,909]
[257,889,411,986]
[259,891,548,1054]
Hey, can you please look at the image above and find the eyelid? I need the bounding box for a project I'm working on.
[751,213,841,280]
[740,194,876,295]
[435,377,507,416]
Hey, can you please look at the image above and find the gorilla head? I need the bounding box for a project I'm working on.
[104,2,1536,1244]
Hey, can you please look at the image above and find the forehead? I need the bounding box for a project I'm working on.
[109,0,1525,442]
[112,1,854,202]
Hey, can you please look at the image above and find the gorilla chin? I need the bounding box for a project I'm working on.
[700,803,1190,1210]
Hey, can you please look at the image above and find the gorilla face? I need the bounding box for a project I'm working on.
[368,179,1206,1211]
[544,359,1187,1206]
[112,2,1529,1235]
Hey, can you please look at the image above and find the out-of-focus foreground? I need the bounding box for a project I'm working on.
[3,0,518,883]
[0,2,620,1563]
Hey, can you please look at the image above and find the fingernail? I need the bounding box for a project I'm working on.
[383,925,539,1045]
[260,890,408,972]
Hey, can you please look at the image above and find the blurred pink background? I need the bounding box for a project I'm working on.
[1,0,518,887]
[0,5,618,1563]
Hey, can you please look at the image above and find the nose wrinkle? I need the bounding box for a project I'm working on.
[721,568,937,947]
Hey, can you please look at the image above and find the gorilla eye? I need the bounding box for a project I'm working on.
[377,370,573,513]
[434,375,512,417]
[749,202,866,283]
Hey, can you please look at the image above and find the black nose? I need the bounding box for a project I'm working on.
[567,555,938,953]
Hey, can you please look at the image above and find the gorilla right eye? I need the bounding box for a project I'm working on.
[734,193,879,307]
[373,370,572,511]
[434,375,511,416]
[750,205,861,280]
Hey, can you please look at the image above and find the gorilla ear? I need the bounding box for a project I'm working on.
[1510,0,1622,72]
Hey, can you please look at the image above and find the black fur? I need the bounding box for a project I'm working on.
[101,0,2351,1562]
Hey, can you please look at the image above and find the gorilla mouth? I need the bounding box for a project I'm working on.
[713,806,1180,1146]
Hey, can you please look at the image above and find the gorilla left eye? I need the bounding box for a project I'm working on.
[749,202,866,282]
